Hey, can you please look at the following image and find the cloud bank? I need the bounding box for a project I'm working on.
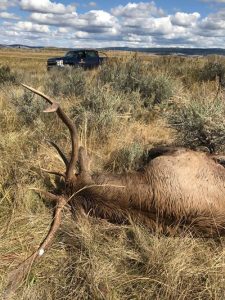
[1,1,225,48]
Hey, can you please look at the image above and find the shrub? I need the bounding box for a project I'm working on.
[99,55,142,93]
[99,57,174,107]
[70,84,131,140]
[45,67,86,98]
[139,74,174,107]
[105,142,147,172]
[168,97,225,153]
[198,61,225,87]
[0,65,16,84]
[11,90,45,126]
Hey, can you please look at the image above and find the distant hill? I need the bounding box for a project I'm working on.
[0,44,10,48]
[1,44,225,56]
[0,44,44,49]
[102,47,225,56]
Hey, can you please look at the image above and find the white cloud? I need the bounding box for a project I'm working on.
[57,27,69,33]
[74,31,89,38]
[88,2,96,7]
[200,17,225,30]
[0,12,19,20]
[197,9,225,37]
[0,0,8,10]
[122,16,173,35]
[4,30,20,37]
[30,12,77,26]
[30,10,119,34]
[170,12,200,27]
[0,0,17,10]
[111,2,164,18]
[15,21,50,33]
[19,0,75,14]
[81,10,117,28]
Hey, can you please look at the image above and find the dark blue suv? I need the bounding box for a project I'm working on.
[47,49,105,70]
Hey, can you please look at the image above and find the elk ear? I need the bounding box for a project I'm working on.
[78,146,91,174]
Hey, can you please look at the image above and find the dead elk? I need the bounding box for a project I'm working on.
[5,84,225,297]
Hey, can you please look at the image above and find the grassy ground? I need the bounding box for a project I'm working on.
[1,48,225,299]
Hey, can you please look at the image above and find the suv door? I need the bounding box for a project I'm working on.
[76,51,86,67]
[65,51,85,66]
[63,51,78,66]
[84,50,99,68]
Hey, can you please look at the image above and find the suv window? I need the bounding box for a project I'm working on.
[77,51,85,59]
[65,51,78,58]
[85,51,98,58]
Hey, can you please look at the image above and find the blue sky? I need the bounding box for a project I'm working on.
[1,0,225,48]
[75,0,214,15]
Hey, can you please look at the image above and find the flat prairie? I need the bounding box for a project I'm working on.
[1,48,225,300]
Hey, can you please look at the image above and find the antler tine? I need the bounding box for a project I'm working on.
[22,84,79,181]
[47,140,69,167]
[22,83,53,104]
[4,192,68,298]
[41,168,65,178]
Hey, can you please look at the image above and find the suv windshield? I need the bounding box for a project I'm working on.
[85,51,98,58]
[65,51,85,59]
[65,51,77,58]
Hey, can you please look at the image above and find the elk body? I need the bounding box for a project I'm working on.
[71,146,225,236]
[73,148,225,234]
[5,84,225,296]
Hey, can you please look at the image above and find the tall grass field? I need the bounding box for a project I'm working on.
[1,48,225,299]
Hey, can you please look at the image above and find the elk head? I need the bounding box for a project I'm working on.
[4,84,97,297]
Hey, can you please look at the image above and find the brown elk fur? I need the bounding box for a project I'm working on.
[72,147,225,236]
[4,84,225,297]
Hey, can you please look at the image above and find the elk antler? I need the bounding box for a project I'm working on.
[21,84,78,180]
[4,191,68,299]
[3,84,84,298]
[47,140,69,167]
[40,168,65,178]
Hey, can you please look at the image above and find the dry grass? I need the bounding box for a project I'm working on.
[0,48,64,72]
[1,48,225,299]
